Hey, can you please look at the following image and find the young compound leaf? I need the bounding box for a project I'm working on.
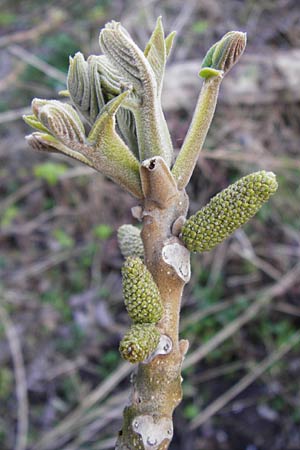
[68,52,124,125]
[99,20,174,166]
[24,98,93,165]
[99,21,156,97]
[24,96,143,198]
[35,100,86,147]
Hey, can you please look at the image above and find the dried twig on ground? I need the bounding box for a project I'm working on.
[199,148,300,171]
[0,304,28,450]
[0,179,40,210]
[0,62,24,92]
[8,45,66,84]
[0,107,31,124]
[33,363,131,450]
[7,245,88,283]
[190,328,300,429]
[183,263,300,368]
[0,9,66,48]
[33,265,300,449]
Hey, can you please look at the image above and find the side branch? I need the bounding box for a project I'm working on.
[172,74,222,190]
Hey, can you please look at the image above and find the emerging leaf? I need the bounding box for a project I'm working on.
[33,99,86,146]
[116,107,139,157]
[67,52,91,119]
[199,67,223,79]
[23,114,49,133]
[24,95,143,198]
[68,52,123,124]
[24,99,92,164]
[99,20,174,165]
[25,133,94,167]
[85,92,143,198]
[144,16,167,97]
[99,21,156,97]
[181,171,278,253]
[165,31,176,57]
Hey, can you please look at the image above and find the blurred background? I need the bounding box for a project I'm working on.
[1,0,300,449]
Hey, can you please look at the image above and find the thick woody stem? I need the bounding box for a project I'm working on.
[116,157,190,450]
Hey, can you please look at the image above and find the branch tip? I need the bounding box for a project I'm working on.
[200,30,247,78]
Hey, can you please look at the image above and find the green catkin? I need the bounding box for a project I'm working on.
[181,171,278,253]
[122,256,163,324]
[119,324,160,363]
[117,224,144,259]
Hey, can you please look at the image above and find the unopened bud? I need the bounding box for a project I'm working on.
[200,31,246,79]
